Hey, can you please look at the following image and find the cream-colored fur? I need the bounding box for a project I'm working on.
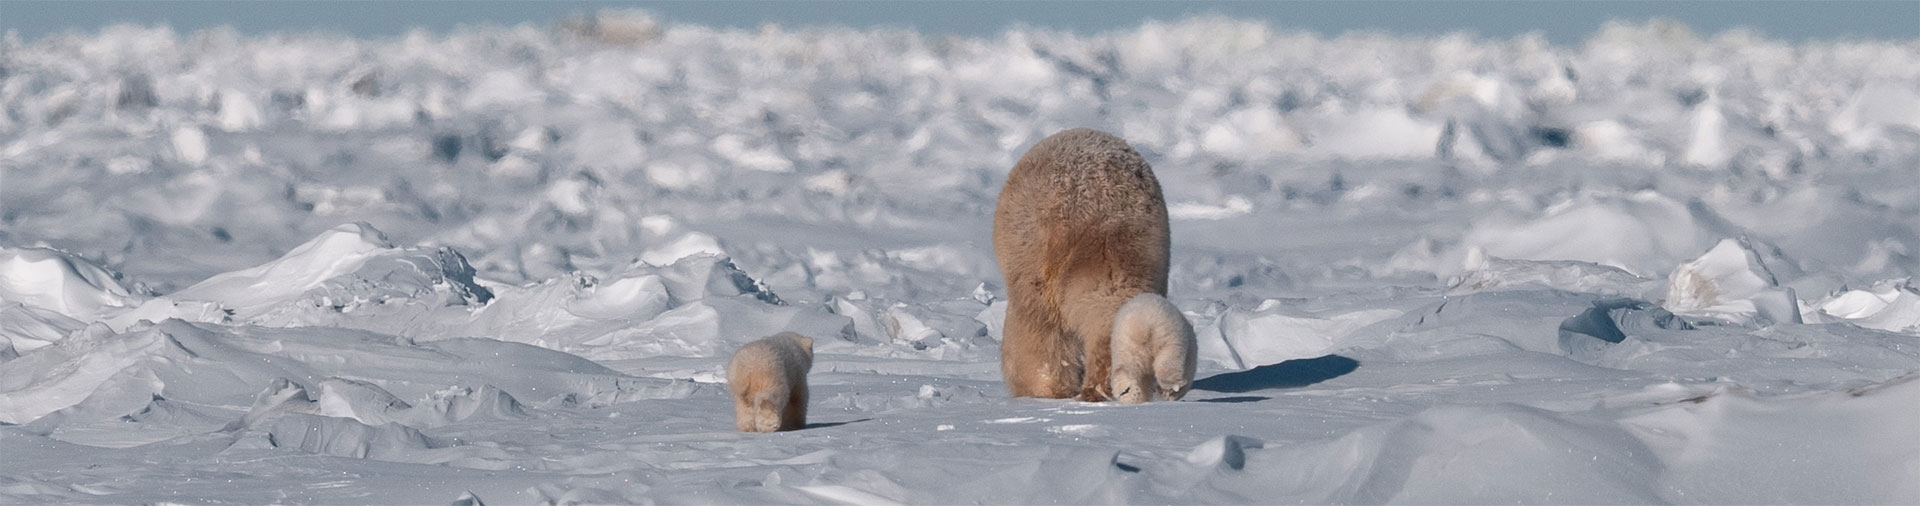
[1110,293,1197,404]
[728,332,814,432]
[993,128,1171,401]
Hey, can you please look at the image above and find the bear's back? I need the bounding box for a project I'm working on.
[1001,128,1165,230]
[729,332,813,389]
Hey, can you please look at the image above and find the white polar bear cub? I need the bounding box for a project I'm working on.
[1109,293,1197,404]
[728,332,814,432]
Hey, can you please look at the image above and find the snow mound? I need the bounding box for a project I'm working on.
[407,254,850,361]
[1809,280,1920,333]
[1460,191,1734,277]
[828,296,994,358]
[230,412,450,460]
[1829,83,1920,150]
[1559,312,1920,383]
[640,232,728,267]
[806,443,1136,504]
[1186,404,1663,504]
[0,246,145,322]
[1359,290,1612,359]
[1195,300,1401,370]
[150,222,492,323]
[563,272,670,320]
[167,222,399,315]
[1621,375,1920,504]
[109,223,493,331]
[217,377,522,461]
[1448,249,1658,298]
[1557,298,1695,361]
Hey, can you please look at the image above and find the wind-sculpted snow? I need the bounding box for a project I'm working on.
[0,246,147,323]
[1,13,1918,505]
[0,317,697,434]
[4,16,1918,294]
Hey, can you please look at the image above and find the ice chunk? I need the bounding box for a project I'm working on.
[170,126,210,166]
[1185,434,1264,470]
[216,90,263,132]
[1665,238,1800,326]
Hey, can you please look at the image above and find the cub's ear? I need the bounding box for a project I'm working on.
[793,335,815,352]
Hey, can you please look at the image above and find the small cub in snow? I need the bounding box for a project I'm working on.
[728,332,815,432]
[1110,293,1197,404]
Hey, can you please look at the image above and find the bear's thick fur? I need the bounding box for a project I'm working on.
[993,128,1172,401]
[728,332,814,432]
[1110,293,1197,404]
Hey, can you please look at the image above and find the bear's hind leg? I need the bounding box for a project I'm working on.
[734,393,757,432]
[1065,288,1133,402]
[750,391,784,433]
[1001,298,1082,398]
[779,384,808,431]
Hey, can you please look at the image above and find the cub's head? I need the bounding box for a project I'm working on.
[1112,371,1152,404]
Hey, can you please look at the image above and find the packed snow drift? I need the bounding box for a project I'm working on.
[2,12,1918,504]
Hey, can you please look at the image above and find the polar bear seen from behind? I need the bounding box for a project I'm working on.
[728,332,814,432]
[994,128,1174,401]
[1110,293,1197,403]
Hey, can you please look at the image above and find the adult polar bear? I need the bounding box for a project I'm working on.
[994,128,1191,402]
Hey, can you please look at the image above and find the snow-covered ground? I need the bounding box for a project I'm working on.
[3,13,1919,504]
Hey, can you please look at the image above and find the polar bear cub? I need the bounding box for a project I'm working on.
[728,332,814,432]
[1110,293,1197,404]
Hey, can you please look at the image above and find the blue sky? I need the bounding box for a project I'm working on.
[3,1,1916,44]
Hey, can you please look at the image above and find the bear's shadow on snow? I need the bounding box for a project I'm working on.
[804,418,873,430]
[1192,354,1359,394]
[1192,396,1268,403]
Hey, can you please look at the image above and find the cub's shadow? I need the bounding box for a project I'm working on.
[1192,354,1359,393]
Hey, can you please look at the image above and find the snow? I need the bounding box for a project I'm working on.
[0,246,144,322]
[2,13,1919,504]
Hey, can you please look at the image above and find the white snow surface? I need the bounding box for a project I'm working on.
[2,14,1919,504]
